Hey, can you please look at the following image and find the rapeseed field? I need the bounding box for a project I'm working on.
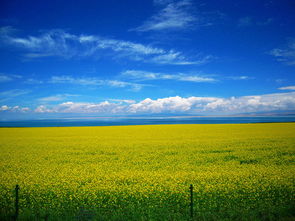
[0,123,294,220]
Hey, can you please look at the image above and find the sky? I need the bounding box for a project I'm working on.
[0,0,295,119]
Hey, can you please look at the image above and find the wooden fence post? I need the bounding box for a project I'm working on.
[189,184,193,219]
[14,185,19,220]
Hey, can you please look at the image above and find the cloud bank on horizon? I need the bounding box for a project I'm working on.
[0,0,295,119]
[2,91,295,116]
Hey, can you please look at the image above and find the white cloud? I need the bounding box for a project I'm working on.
[39,96,63,102]
[38,94,78,102]
[0,89,30,103]
[130,93,295,114]
[3,92,295,114]
[34,105,51,113]
[24,78,43,84]
[0,75,12,82]
[270,39,295,65]
[133,0,223,32]
[203,92,295,113]
[34,101,123,114]
[49,76,144,91]
[275,79,285,84]
[108,99,136,104]
[122,70,216,82]
[0,105,30,112]
[0,74,22,82]
[151,52,213,65]
[133,0,200,32]
[227,76,254,80]
[105,80,144,91]
[5,30,77,58]
[50,76,101,85]
[128,96,217,113]
[0,105,9,111]
[26,92,295,114]
[140,1,196,31]
[278,86,295,91]
[21,107,30,112]
[0,89,30,99]
[0,27,210,65]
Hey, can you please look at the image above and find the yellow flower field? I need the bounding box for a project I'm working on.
[0,123,294,220]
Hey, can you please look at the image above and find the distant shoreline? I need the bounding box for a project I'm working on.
[1,122,295,129]
[2,115,295,121]
[0,116,294,128]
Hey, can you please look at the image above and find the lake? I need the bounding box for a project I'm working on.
[0,116,294,127]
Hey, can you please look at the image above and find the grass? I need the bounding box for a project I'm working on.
[0,123,294,220]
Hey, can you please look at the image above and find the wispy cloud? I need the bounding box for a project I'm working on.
[238,17,252,27]
[49,76,145,91]
[0,26,16,35]
[50,76,101,85]
[27,92,295,114]
[153,0,174,6]
[227,76,254,80]
[133,0,199,32]
[0,27,211,65]
[150,52,213,65]
[275,79,285,84]
[38,94,78,102]
[0,73,22,83]
[38,95,65,102]
[0,75,13,83]
[238,17,273,27]
[24,78,43,84]
[0,89,30,98]
[132,0,224,32]
[257,18,273,26]
[278,86,295,91]
[269,39,295,65]
[0,89,30,102]
[108,99,136,104]
[122,70,216,82]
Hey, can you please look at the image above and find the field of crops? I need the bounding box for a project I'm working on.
[0,123,294,220]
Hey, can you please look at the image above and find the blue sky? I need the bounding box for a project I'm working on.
[0,0,295,119]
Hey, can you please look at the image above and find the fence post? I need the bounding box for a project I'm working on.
[14,185,19,220]
[189,184,193,219]
[44,213,49,221]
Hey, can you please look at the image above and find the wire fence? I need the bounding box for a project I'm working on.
[5,183,293,220]
[8,184,195,220]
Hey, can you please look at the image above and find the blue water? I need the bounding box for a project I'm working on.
[0,116,294,127]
